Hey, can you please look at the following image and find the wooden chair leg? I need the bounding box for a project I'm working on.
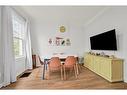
[61,66,63,80]
[47,66,50,80]
[78,64,82,73]
[63,66,66,80]
[76,63,79,75]
[74,65,77,79]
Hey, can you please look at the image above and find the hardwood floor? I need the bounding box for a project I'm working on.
[1,66,127,89]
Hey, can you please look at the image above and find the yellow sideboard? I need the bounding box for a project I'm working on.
[84,53,123,82]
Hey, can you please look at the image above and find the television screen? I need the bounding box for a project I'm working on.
[90,29,117,50]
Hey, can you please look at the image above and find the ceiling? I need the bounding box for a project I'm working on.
[14,6,106,24]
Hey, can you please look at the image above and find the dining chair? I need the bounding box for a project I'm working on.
[47,57,63,80]
[63,56,78,80]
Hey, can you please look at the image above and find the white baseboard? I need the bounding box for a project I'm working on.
[0,83,3,88]
[124,80,127,83]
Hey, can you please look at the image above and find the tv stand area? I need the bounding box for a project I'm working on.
[84,53,123,82]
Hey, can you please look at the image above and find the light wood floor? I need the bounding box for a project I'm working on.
[1,66,127,89]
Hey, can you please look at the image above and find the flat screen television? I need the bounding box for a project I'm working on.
[90,29,117,50]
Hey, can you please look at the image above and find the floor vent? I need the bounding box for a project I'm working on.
[20,72,31,78]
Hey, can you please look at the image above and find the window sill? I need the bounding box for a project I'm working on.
[15,56,25,60]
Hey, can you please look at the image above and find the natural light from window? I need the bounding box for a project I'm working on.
[12,14,25,58]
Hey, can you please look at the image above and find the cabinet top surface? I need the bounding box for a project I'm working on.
[85,53,124,61]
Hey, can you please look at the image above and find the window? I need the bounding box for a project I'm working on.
[12,14,25,58]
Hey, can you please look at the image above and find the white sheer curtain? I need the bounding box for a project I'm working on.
[1,6,16,86]
[0,6,4,88]
[0,6,32,87]
[25,21,32,70]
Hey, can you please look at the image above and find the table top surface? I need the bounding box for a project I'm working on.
[41,54,78,60]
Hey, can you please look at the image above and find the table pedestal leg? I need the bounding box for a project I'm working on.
[42,60,46,80]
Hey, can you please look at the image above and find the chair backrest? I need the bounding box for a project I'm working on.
[38,55,44,65]
[49,57,61,68]
[64,56,77,66]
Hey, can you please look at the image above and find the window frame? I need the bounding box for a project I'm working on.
[12,11,26,59]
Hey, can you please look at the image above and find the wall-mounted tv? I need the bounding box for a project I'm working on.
[90,29,117,50]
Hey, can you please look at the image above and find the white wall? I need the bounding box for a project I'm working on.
[84,7,127,82]
[16,6,105,67]
[31,15,85,57]
[15,57,26,76]
[26,7,105,58]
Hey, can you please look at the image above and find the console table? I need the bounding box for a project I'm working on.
[84,53,123,82]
